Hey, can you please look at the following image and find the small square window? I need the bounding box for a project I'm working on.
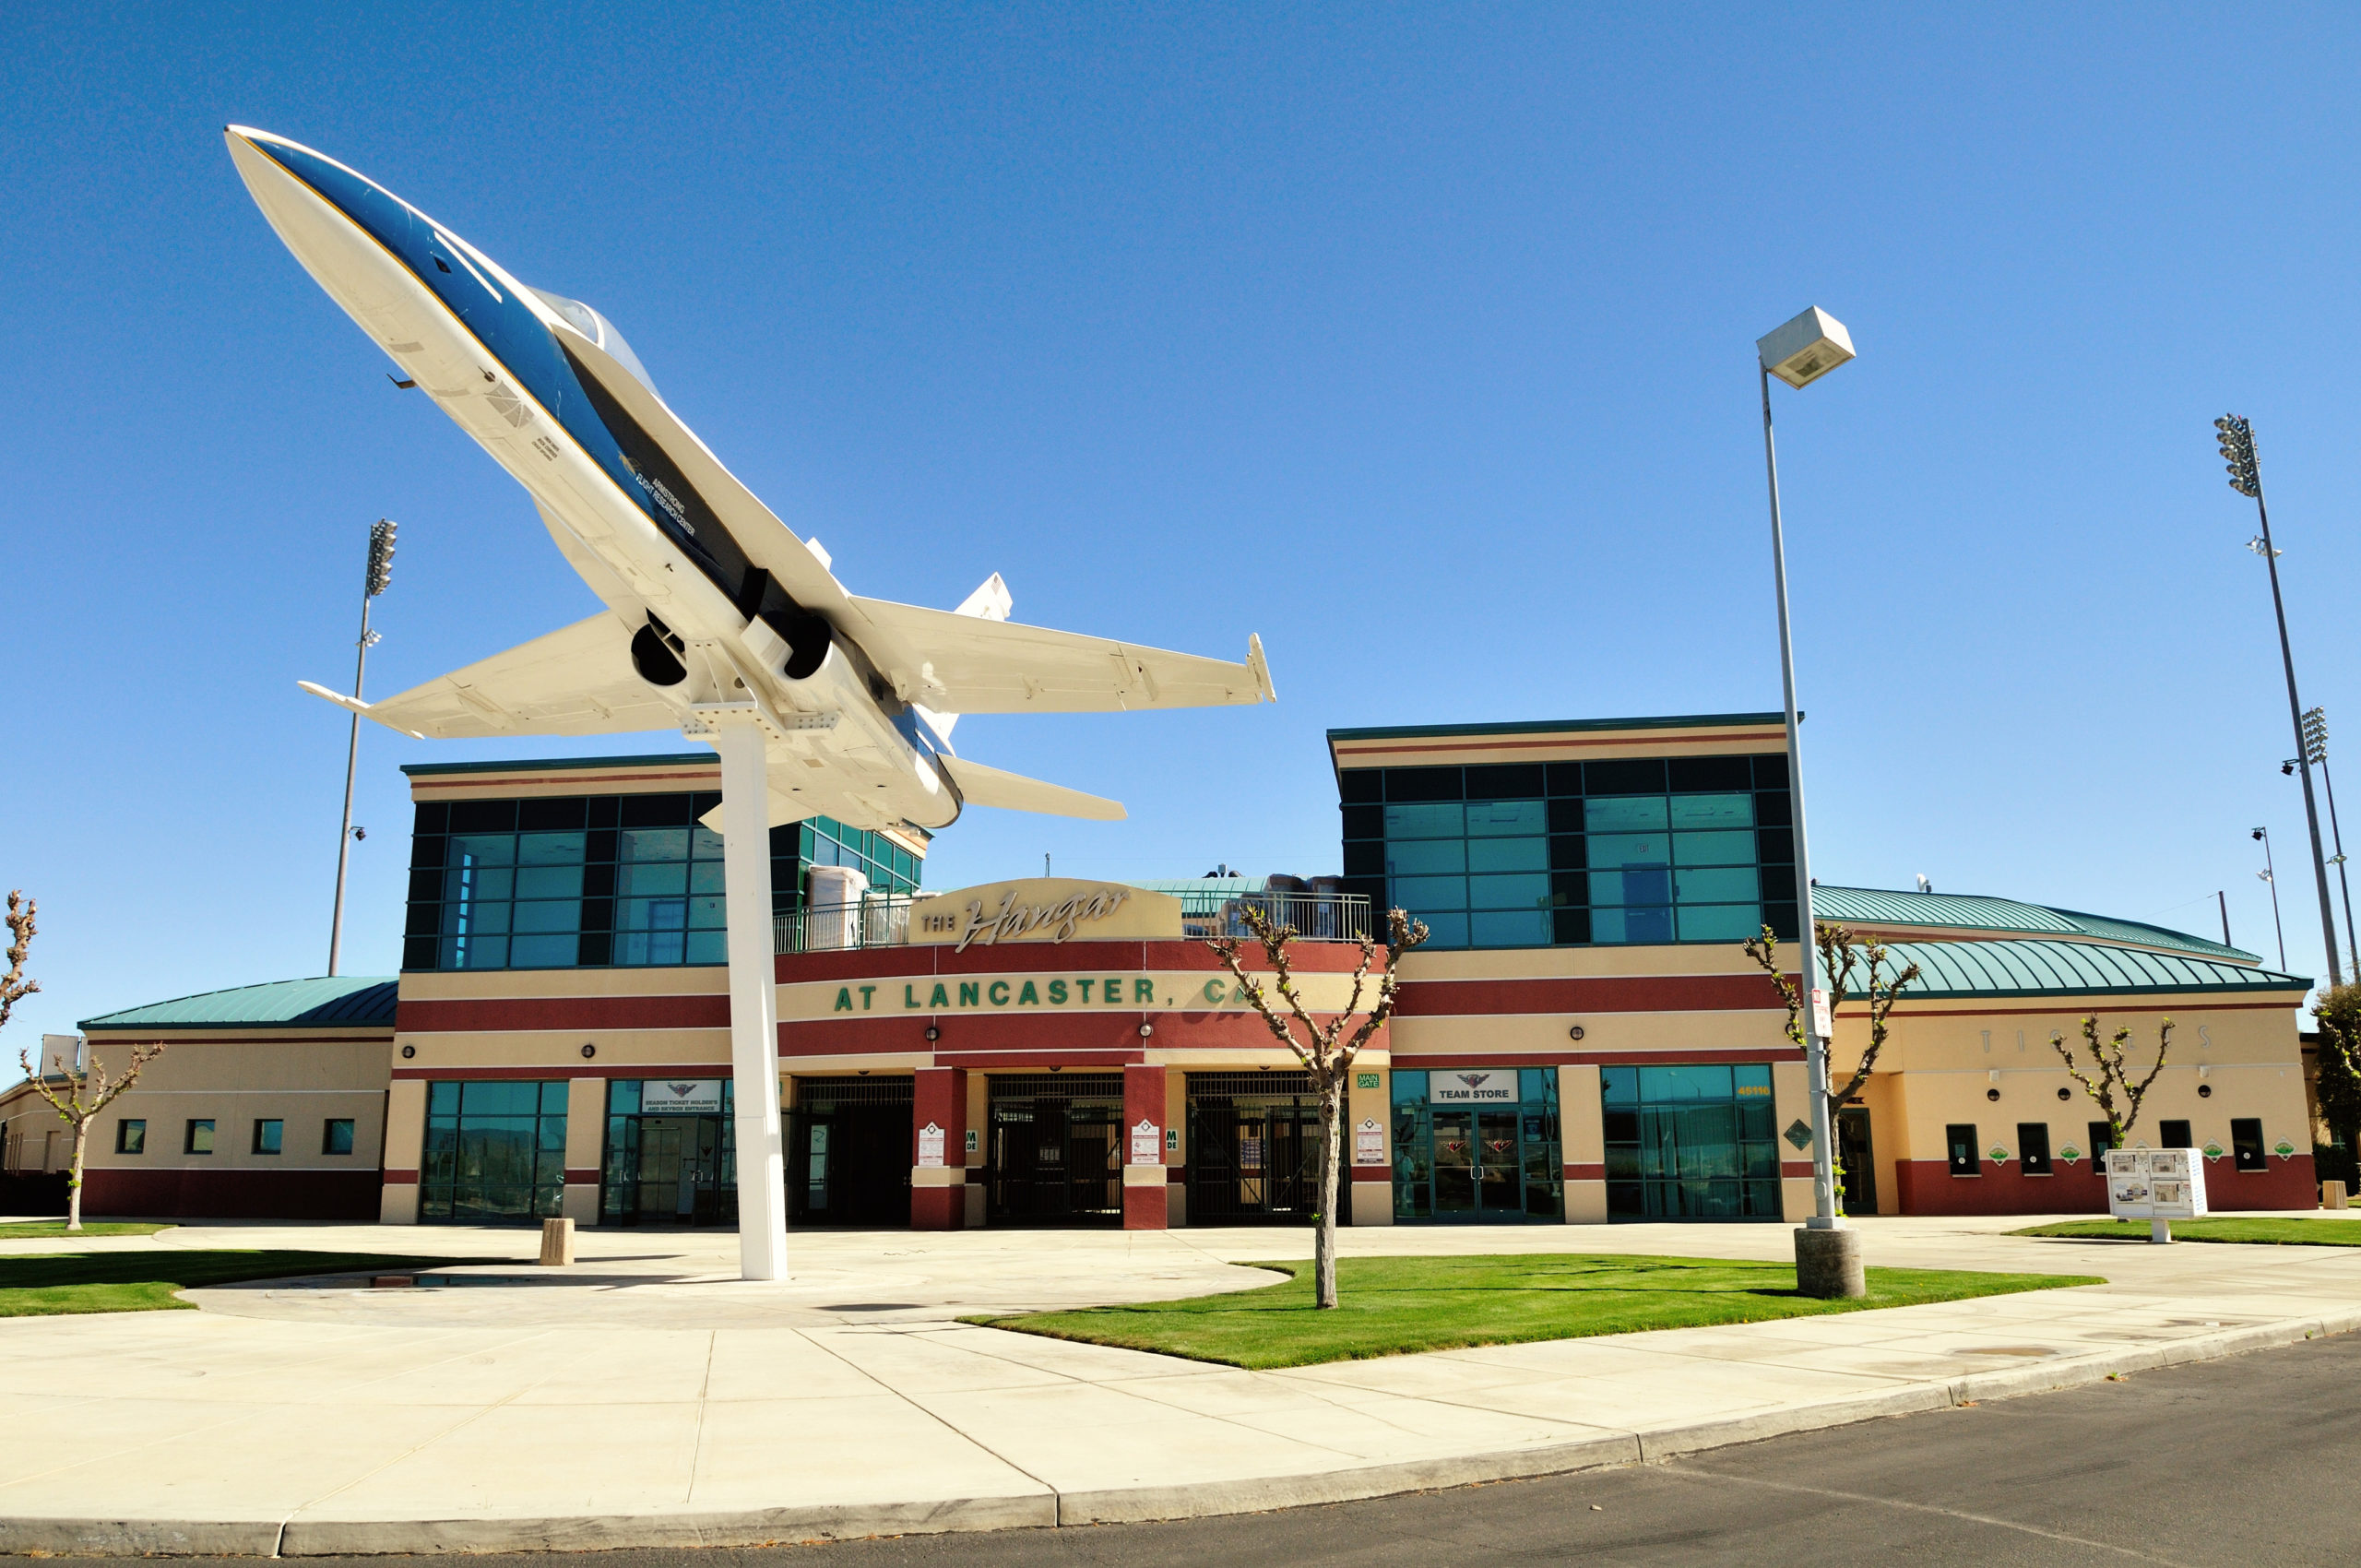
[252,1119,283,1156]
[185,1119,215,1155]
[2231,1118,2267,1172]
[115,1119,145,1155]
[323,1118,356,1156]
[2159,1119,2192,1149]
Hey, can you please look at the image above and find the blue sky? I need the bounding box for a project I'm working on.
[6,4,2361,1045]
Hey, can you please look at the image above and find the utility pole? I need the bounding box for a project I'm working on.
[328,519,396,976]
[2215,417,2340,986]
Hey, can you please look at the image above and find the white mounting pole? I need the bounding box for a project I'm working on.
[713,721,788,1281]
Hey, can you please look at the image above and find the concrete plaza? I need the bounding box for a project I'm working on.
[2,1213,2357,1554]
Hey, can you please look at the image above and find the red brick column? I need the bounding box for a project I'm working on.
[911,1065,967,1229]
[1122,1063,1169,1230]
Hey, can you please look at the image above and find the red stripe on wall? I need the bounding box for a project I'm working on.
[1780,1160,1813,1178]
[777,937,1380,984]
[397,995,730,1033]
[382,1169,420,1183]
[1888,1156,2319,1216]
[1396,974,1785,1016]
[563,1169,600,1183]
[1399,1048,1804,1068]
[1564,1162,1608,1182]
[82,1169,383,1222]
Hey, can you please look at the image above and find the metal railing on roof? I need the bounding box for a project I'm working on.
[774,895,914,955]
[773,889,1372,953]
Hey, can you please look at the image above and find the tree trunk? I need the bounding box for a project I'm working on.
[66,1118,88,1232]
[1314,1075,1340,1309]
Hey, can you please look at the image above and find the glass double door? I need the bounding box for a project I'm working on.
[604,1113,735,1226]
[1431,1108,1527,1218]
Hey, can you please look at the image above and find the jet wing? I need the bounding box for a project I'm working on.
[847,597,1277,715]
[299,612,679,739]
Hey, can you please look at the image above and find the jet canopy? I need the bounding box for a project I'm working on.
[529,287,657,394]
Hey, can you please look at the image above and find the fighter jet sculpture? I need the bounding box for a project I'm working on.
[225,127,1275,836]
[228,127,1276,1280]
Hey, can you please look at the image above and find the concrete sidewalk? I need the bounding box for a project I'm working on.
[1,1215,2356,1555]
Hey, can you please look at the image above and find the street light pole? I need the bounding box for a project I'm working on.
[2216,417,2341,987]
[328,519,396,977]
[1755,306,1857,1299]
[2253,826,2286,972]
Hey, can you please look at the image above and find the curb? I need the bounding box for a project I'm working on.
[6,1308,2356,1556]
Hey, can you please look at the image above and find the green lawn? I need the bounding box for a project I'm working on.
[967,1253,2103,1370]
[2014,1217,2361,1247]
[0,1221,172,1241]
[0,1250,490,1317]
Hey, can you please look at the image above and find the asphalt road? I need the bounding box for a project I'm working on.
[33,1333,2361,1566]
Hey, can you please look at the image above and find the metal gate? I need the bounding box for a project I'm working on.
[1187,1072,1324,1225]
[986,1074,1123,1225]
[788,1075,914,1226]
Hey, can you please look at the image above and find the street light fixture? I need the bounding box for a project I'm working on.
[2305,707,2358,980]
[2253,826,2287,972]
[1756,305,1857,1299]
[2216,415,2341,986]
[328,518,396,977]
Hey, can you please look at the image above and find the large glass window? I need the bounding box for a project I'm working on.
[1339,754,1793,948]
[1602,1063,1782,1220]
[405,789,926,972]
[420,1080,569,1222]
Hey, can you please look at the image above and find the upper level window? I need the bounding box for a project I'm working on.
[115,1119,145,1155]
[407,792,922,972]
[1338,754,1792,949]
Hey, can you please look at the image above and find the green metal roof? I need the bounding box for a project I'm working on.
[1812,885,2256,964]
[1874,939,2308,1000]
[402,752,714,777]
[1327,712,1789,743]
[80,977,397,1032]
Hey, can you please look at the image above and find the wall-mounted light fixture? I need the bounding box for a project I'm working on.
[923,1026,941,1042]
[580,1043,596,1059]
[1138,1021,1155,1039]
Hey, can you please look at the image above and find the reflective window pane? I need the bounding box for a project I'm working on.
[1668,793,1754,829]
[1584,797,1668,833]
[1465,801,1548,837]
[1466,837,1546,873]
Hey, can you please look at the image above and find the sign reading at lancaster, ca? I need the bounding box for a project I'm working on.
[908,878,1183,950]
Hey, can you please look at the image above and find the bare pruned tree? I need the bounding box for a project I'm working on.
[1206,903,1426,1309]
[3,892,166,1232]
[2052,1015,2171,1150]
[1744,921,1920,1212]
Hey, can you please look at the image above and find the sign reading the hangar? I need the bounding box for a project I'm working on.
[642,1079,722,1114]
[1430,1070,1517,1104]
[908,878,1184,951]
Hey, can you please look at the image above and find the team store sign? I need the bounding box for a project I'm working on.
[784,968,1371,1020]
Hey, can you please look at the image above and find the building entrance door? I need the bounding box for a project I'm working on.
[1187,1073,1321,1224]
[986,1074,1123,1225]
[1836,1106,1877,1217]
[636,1116,727,1223]
[787,1075,915,1227]
[1430,1108,1525,1218]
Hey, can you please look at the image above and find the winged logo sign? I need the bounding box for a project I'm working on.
[640,1079,723,1114]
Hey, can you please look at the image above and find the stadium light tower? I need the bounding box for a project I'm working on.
[328,519,396,977]
[2216,416,2340,986]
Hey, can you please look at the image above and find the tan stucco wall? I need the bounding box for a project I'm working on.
[59,1029,390,1176]
[1831,992,2310,1171]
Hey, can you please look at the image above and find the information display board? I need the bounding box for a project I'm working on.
[2105,1146,2209,1220]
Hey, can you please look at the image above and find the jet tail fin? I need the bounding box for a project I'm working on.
[910,571,1013,742]
[938,754,1124,821]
